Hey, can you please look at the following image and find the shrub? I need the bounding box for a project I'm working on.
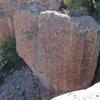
[63,0,100,22]
[0,36,21,71]
[92,1,100,22]
[93,10,100,22]
[63,0,83,8]
[63,0,94,8]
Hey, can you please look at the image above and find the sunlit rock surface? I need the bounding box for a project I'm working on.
[37,11,100,93]
[14,10,100,93]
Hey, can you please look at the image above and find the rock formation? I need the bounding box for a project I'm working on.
[0,0,17,44]
[37,11,100,93]
[52,82,100,100]
[0,0,62,44]
[14,9,100,93]
[0,17,14,44]
[14,9,39,68]
[18,0,62,11]
[0,0,15,8]
[0,1,31,45]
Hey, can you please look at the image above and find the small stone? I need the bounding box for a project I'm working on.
[36,95,39,97]
[15,85,20,90]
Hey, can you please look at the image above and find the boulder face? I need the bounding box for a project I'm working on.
[19,0,62,10]
[0,7,15,45]
[52,82,100,100]
[14,10,100,93]
[14,9,38,68]
[37,11,100,93]
[0,0,17,45]
[32,0,62,10]
[0,0,62,43]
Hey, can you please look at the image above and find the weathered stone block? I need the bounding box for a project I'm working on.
[14,10,100,93]
[37,11,100,93]
[14,9,38,68]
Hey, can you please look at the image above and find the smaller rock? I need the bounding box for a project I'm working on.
[15,85,20,90]
[36,95,39,97]
[19,91,25,96]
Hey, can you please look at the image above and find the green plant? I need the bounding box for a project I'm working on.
[95,1,100,11]
[63,0,94,8]
[0,36,21,71]
[93,10,100,22]
[91,1,100,22]
[82,0,93,7]
[63,0,100,22]
[26,35,33,40]
[63,0,83,8]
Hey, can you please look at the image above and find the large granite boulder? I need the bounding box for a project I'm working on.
[37,11,100,93]
[14,10,100,93]
[14,9,39,68]
[52,82,100,100]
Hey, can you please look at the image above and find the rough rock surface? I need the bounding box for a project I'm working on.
[52,82,100,100]
[37,11,100,93]
[0,0,62,44]
[0,0,15,7]
[0,0,12,7]
[0,0,18,17]
[14,9,38,68]
[14,10,100,93]
[18,0,62,10]
[93,53,100,84]
[0,17,14,44]
[0,0,16,45]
